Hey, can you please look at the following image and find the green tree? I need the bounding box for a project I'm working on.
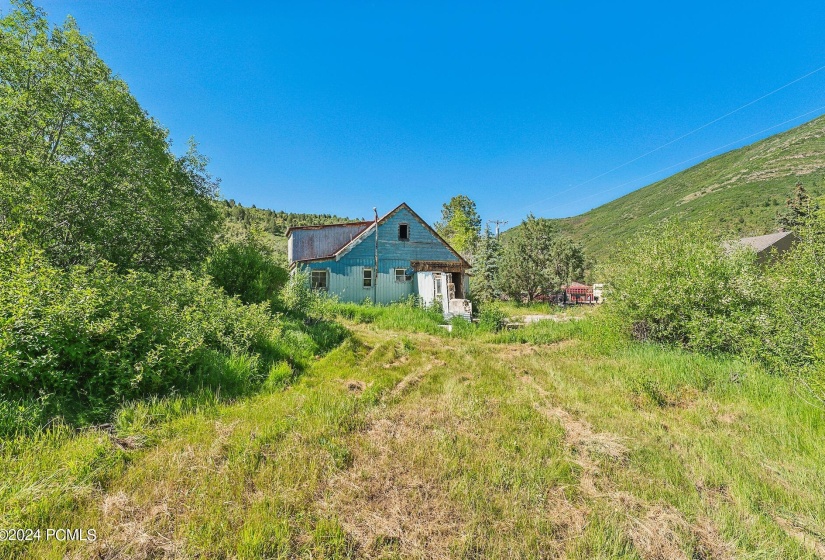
[777,181,818,232]
[498,214,584,302]
[471,225,502,303]
[435,195,481,256]
[0,1,220,271]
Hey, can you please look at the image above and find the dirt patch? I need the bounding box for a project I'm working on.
[320,405,466,559]
[85,492,180,560]
[383,355,410,368]
[344,380,367,393]
[111,434,145,451]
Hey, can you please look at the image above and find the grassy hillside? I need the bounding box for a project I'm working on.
[555,115,825,263]
[4,309,824,558]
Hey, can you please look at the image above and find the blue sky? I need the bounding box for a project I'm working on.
[12,1,825,226]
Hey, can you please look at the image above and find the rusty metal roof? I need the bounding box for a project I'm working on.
[284,221,371,237]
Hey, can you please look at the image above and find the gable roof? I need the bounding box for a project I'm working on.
[331,203,471,268]
[288,202,470,268]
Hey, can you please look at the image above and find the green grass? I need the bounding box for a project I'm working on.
[543,114,825,264]
[1,308,824,558]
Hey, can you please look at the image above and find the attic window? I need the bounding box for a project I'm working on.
[398,223,409,241]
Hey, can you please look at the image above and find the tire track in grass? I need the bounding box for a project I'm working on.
[511,356,736,560]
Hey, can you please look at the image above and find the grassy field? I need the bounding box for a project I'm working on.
[2,310,824,559]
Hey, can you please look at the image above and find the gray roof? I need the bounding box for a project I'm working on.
[735,231,796,253]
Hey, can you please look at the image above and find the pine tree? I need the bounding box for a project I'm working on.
[777,181,818,232]
[472,226,502,302]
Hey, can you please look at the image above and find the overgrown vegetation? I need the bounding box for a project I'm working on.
[3,310,823,558]
[606,210,825,403]
[499,214,585,301]
[0,230,346,434]
[0,1,345,435]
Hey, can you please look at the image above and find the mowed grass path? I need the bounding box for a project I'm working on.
[2,321,824,559]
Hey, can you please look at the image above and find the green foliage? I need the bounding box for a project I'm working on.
[605,221,764,354]
[0,229,347,433]
[759,209,825,400]
[477,302,506,332]
[471,225,502,303]
[552,116,825,264]
[330,298,446,335]
[776,181,818,232]
[499,214,585,301]
[205,236,288,307]
[0,2,220,271]
[434,194,482,256]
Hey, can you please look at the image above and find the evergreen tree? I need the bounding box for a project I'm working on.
[777,181,818,232]
[471,225,502,302]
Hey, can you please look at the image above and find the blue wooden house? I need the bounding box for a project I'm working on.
[287,203,472,317]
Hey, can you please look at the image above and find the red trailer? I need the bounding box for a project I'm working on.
[562,282,594,304]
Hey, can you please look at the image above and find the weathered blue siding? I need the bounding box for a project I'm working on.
[298,206,464,305]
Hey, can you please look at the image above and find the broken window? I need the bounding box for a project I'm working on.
[398,223,409,241]
[363,268,373,288]
[310,270,328,290]
[395,268,412,282]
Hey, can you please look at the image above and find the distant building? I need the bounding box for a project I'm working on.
[562,282,594,304]
[287,203,472,318]
[726,231,799,265]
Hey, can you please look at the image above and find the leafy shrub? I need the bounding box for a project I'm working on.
[604,221,764,354]
[205,238,288,306]
[758,211,825,399]
[0,230,294,427]
[279,268,317,314]
[477,303,507,332]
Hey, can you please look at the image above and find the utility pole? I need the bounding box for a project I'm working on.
[487,219,508,239]
[373,207,378,305]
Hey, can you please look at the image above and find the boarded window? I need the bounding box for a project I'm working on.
[395,268,412,282]
[310,270,328,290]
[363,268,373,288]
[398,223,409,241]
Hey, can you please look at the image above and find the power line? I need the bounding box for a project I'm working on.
[545,104,825,214]
[487,219,508,238]
[522,62,825,212]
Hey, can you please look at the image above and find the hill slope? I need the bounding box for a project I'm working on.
[555,115,825,263]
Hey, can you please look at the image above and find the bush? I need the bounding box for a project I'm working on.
[0,230,298,428]
[604,221,764,354]
[758,211,825,399]
[205,238,288,307]
[477,303,507,332]
[279,268,339,319]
